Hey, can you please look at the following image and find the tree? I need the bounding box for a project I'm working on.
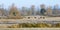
[40,4,46,15]
[40,8,46,15]
[9,3,22,19]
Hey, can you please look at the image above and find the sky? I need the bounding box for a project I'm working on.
[0,0,60,9]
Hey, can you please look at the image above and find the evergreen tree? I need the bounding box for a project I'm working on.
[40,8,46,15]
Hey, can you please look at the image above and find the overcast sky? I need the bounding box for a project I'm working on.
[0,0,60,9]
